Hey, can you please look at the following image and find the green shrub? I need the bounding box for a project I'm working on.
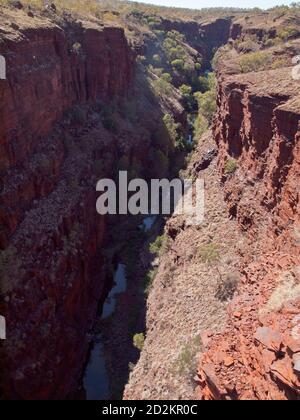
[152,77,173,96]
[133,333,145,351]
[128,362,136,372]
[149,65,163,77]
[239,51,272,73]
[179,84,192,96]
[277,27,298,41]
[153,30,165,38]
[166,30,185,43]
[263,37,282,48]
[193,114,208,139]
[163,113,181,146]
[143,268,157,295]
[194,73,216,122]
[72,42,82,54]
[224,159,238,175]
[198,243,220,265]
[161,73,172,83]
[261,272,300,314]
[136,55,146,64]
[194,89,216,123]
[163,37,177,53]
[129,8,144,19]
[236,39,260,53]
[147,15,161,29]
[183,61,195,73]
[149,235,166,255]
[271,57,289,70]
[198,76,210,92]
[179,84,195,110]
[171,59,184,69]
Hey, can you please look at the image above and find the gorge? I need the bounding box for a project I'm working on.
[0,0,299,401]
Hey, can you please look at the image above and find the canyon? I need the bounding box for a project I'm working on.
[0,1,300,401]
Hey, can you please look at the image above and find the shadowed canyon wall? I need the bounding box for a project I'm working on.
[0,13,135,399]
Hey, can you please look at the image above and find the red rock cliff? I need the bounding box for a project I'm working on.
[0,9,134,400]
[197,66,300,400]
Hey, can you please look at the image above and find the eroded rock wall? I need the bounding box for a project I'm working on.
[0,11,134,400]
[197,67,300,400]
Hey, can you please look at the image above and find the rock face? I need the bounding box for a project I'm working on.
[0,10,134,399]
[197,65,300,400]
[0,14,133,173]
[160,17,232,68]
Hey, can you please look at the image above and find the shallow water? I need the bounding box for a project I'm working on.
[83,263,127,400]
[140,215,157,232]
[83,340,110,400]
[102,264,127,319]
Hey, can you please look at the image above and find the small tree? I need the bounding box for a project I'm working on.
[194,90,216,122]
[193,114,208,139]
[149,235,166,255]
[163,113,181,146]
[171,59,184,70]
[133,333,145,351]
[224,159,238,175]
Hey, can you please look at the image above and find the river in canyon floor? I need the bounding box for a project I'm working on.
[82,216,157,400]
[83,264,127,400]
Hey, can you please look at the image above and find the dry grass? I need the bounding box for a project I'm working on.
[239,51,273,73]
[198,243,220,264]
[0,0,106,19]
[261,271,300,314]
[2,0,299,26]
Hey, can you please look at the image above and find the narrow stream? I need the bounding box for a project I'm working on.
[139,215,157,232]
[83,264,127,400]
